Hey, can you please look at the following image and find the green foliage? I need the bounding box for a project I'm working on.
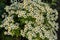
[0,0,6,24]
[42,0,57,5]
[0,1,6,40]
[11,28,21,37]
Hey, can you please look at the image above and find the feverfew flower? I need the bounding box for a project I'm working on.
[0,0,58,40]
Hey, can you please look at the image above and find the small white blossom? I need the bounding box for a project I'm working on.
[0,0,58,40]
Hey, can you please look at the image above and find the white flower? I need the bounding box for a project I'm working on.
[0,0,58,40]
[21,30,25,37]
[27,31,32,40]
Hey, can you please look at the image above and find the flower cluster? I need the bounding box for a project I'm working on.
[0,0,58,40]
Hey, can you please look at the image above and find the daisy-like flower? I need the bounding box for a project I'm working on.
[0,0,58,40]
